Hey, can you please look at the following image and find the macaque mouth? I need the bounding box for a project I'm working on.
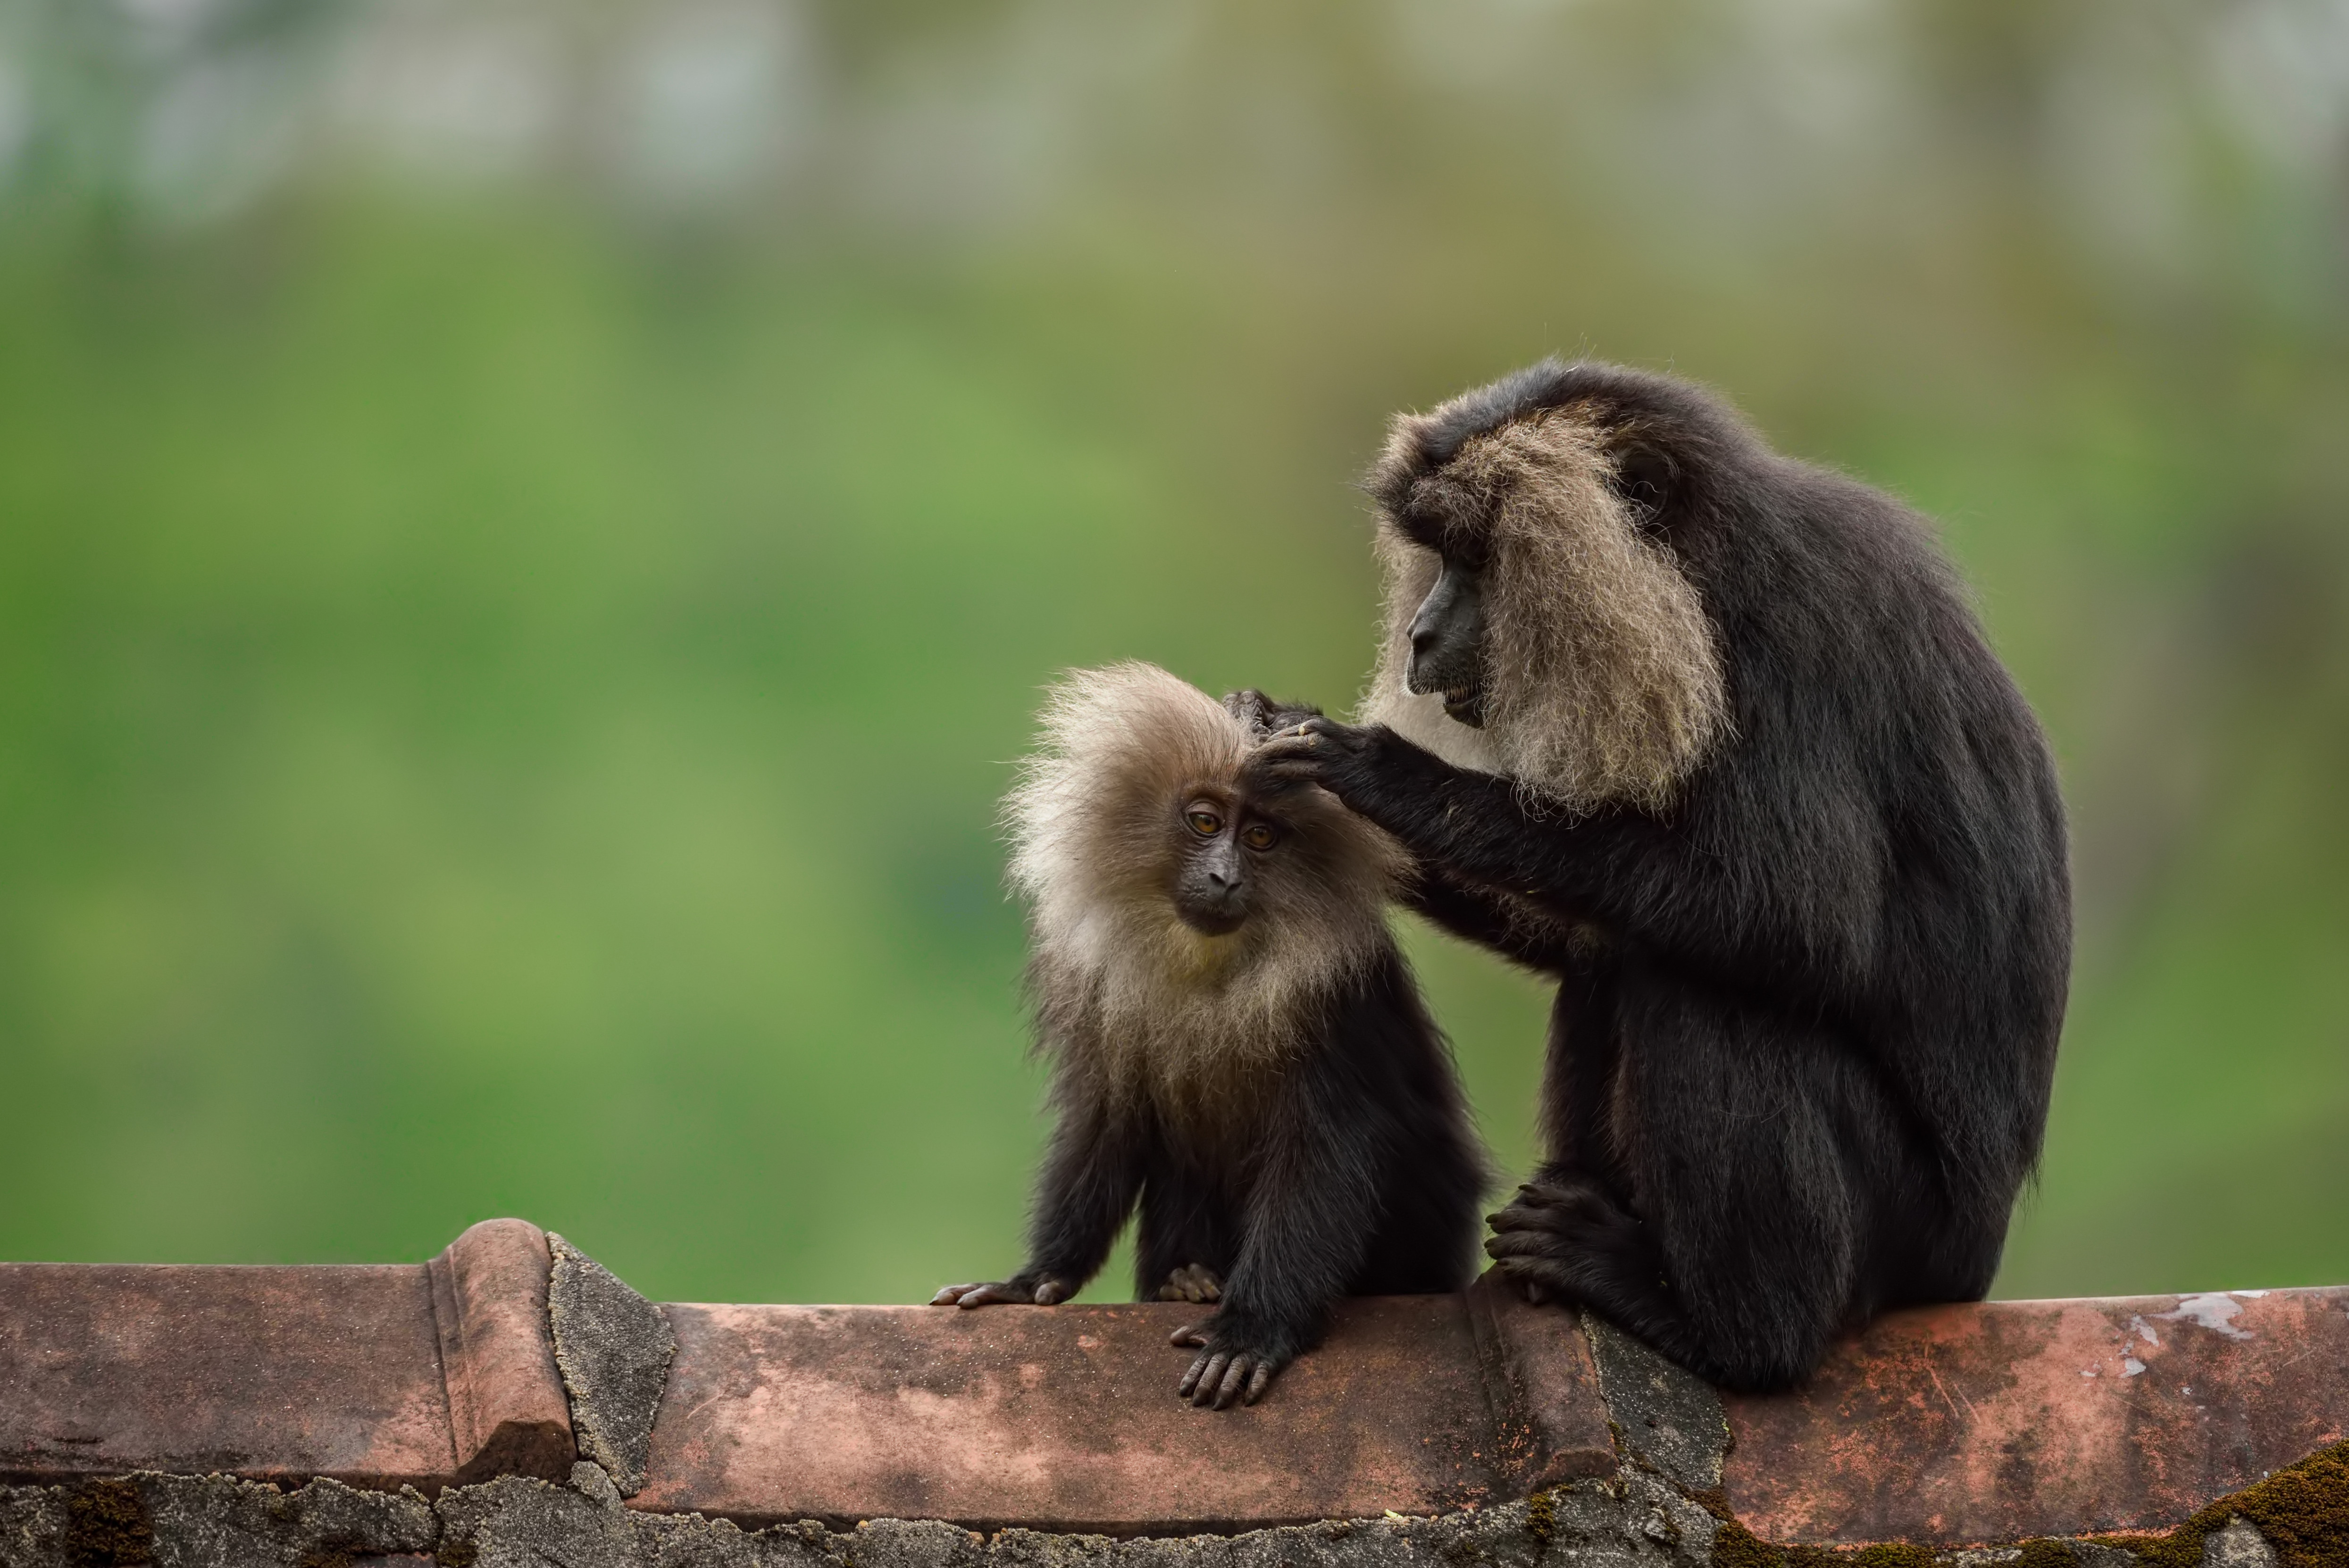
[1177,904,1248,938]
[1408,656,1487,728]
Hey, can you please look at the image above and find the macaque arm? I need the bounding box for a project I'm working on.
[1262,721,1876,998]
[1404,867,1577,976]
[934,1081,1142,1307]
[1024,1084,1145,1289]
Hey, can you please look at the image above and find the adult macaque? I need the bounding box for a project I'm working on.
[1255,361,2070,1392]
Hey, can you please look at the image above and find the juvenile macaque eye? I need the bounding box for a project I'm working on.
[1187,810,1222,837]
[1241,824,1279,851]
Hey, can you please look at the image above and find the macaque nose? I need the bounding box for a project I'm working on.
[1407,594,1454,682]
[1407,620,1443,687]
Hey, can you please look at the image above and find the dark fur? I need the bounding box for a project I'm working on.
[1262,361,2071,1392]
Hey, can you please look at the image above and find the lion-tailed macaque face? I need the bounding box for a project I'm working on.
[1169,787,1287,935]
[1405,553,1489,728]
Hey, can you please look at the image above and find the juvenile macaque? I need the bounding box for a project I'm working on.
[933,663,1487,1409]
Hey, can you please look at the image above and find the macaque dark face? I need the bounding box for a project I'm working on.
[1406,554,1488,727]
[1169,789,1286,935]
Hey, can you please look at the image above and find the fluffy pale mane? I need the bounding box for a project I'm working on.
[1360,410,1729,813]
[1005,661,1407,1109]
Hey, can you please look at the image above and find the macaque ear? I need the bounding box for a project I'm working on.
[1609,445,1675,522]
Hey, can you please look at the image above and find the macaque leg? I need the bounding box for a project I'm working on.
[1171,1044,1381,1410]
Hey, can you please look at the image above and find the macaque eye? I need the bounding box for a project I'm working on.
[1187,810,1223,837]
[1241,823,1280,852]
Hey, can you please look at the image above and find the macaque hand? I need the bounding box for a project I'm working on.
[1222,689,1324,739]
[1244,717,1387,804]
[929,1275,1073,1308]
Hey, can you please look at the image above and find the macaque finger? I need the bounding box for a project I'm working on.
[1505,1182,1564,1211]
[1245,761,1325,798]
[1170,1322,1209,1348]
[1246,759,1315,783]
[1032,1278,1070,1305]
[1249,734,1318,765]
[1212,1357,1251,1410]
[1222,690,1275,730]
[1244,1363,1274,1404]
[930,1284,980,1306]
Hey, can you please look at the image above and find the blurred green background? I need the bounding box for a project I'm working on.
[0,0,2344,1305]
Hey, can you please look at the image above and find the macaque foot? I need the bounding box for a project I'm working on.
[929,1275,1073,1308]
[1483,1173,1652,1307]
[1169,1316,1295,1409]
[1156,1264,1225,1304]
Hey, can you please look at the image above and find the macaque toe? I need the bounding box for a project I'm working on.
[1156,1264,1225,1303]
[1488,1250,1581,1305]
[1173,1327,1286,1408]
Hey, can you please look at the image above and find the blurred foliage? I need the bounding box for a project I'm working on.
[0,0,2344,1305]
